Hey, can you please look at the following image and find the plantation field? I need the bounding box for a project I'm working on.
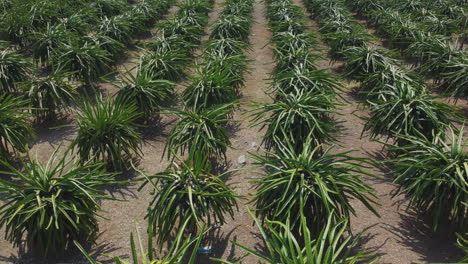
[0,0,467,263]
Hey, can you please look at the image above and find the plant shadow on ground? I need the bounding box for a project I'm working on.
[196,227,266,264]
[99,165,141,200]
[32,114,77,146]
[0,233,123,264]
[364,146,464,263]
[380,211,464,263]
[351,223,388,263]
[224,121,242,138]
[363,148,397,183]
[346,85,367,103]
[459,105,468,119]
[139,115,176,142]
[196,226,239,264]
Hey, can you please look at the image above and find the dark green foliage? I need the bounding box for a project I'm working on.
[272,32,318,57]
[250,91,338,153]
[22,70,77,120]
[52,39,113,84]
[274,48,319,74]
[440,56,467,100]
[252,139,379,233]
[204,38,247,57]
[141,155,238,245]
[388,129,467,230]
[213,210,377,264]
[0,43,32,93]
[115,69,175,120]
[363,83,456,142]
[76,220,206,264]
[91,0,128,17]
[88,34,126,58]
[140,48,189,82]
[71,96,142,170]
[360,64,424,98]
[0,148,116,256]
[97,15,134,44]
[129,0,171,26]
[210,14,252,41]
[323,29,370,59]
[183,67,238,110]
[203,53,248,89]
[164,103,233,162]
[0,94,33,160]
[30,24,77,65]
[273,68,342,96]
[343,45,398,80]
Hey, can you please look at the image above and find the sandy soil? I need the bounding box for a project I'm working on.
[0,0,465,263]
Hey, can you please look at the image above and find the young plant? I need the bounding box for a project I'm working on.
[97,15,134,45]
[183,67,237,110]
[0,94,33,160]
[52,39,112,84]
[140,155,238,245]
[22,70,77,120]
[129,0,171,27]
[204,38,247,57]
[404,34,460,78]
[0,148,117,256]
[87,33,126,58]
[388,128,467,231]
[213,209,377,264]
[161,19,204,45]
[59,13,92,35]
[250,91,338,153]
[202,53,248,89]
[164,103,233,162]
[273,68,342,97]
[274,48,319,74]
[210,14,252,41]
[145,33,192,55]
[115,68,174,121]
[363,82,455,142]
[347,0,384,15]
[30,24,77,65]
[76,220,206,264]
[440,56,467,100]
[139,48,189,82]
[71,96,142,170]
[222,0,253,16]
[343,45,397,80]
[360,64,424,99]
[0,43,32,93]
[272,32,318,56]
[324,28,370,59]
[252,139,379,233]
[91,0,128,17]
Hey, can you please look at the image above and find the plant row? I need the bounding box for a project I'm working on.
[143,0,255,248]
[0,0,218,258]
[305,0,467,243]
[348,0,467,100]
[354,0,467,35]
[223,0,384,262]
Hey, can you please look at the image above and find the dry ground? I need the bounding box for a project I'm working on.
[0,0,465,263]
